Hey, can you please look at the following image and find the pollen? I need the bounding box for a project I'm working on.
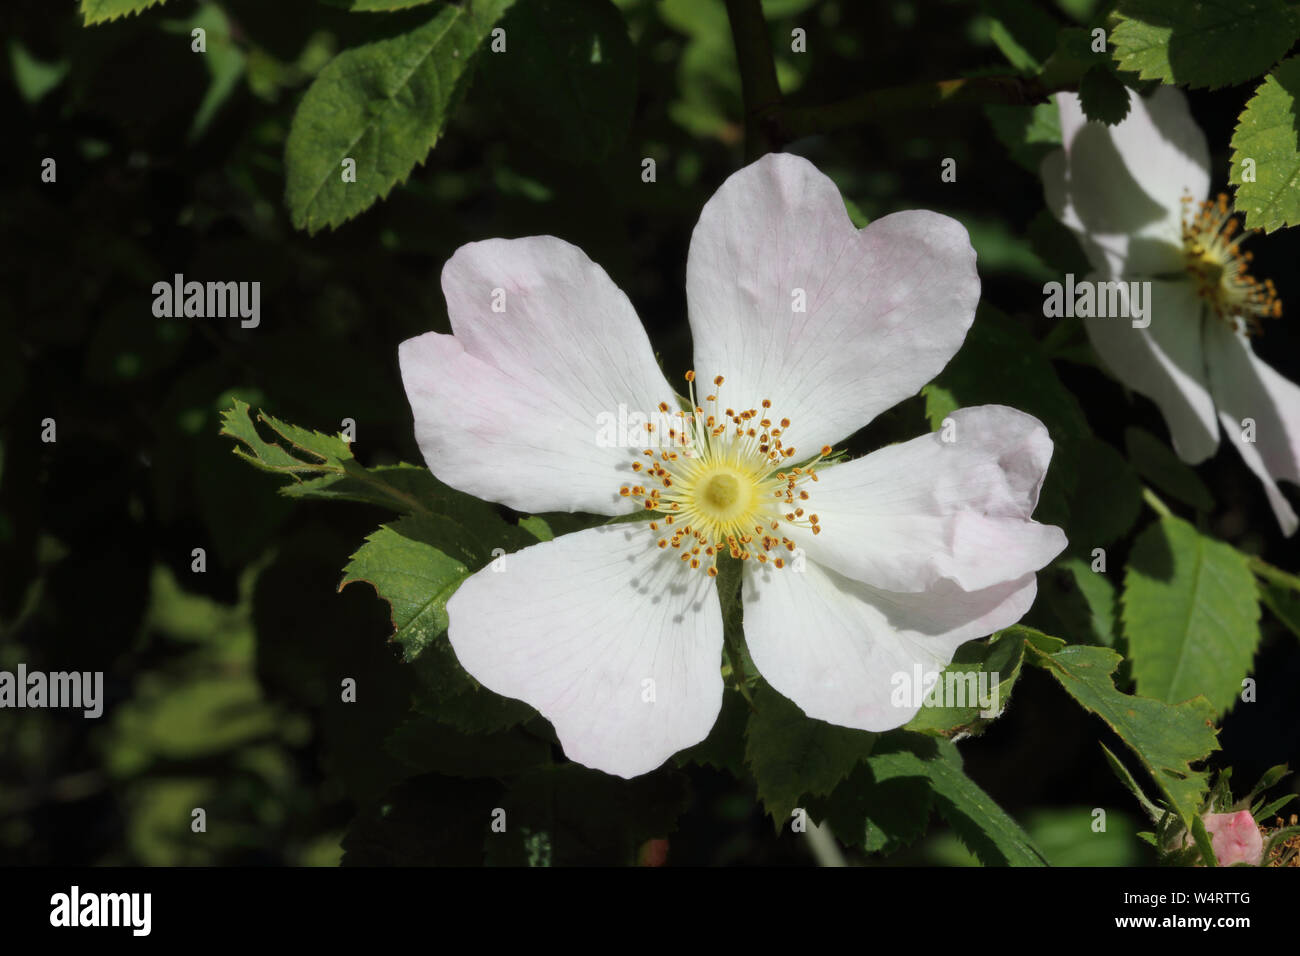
[1181,192,1281,335]
[617,371,831,575]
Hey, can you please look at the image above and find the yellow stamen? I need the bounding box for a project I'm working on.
[1181,192,1281,335]
[617,371,832,575]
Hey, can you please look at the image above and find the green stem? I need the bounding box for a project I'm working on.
[723,0,1084,150]
[1141,486,1173,519]
[1249,555,1300,593]
[348,467,431,516]
[806,820,848,867]
[724,0,783,159]
[774,73,1074,141]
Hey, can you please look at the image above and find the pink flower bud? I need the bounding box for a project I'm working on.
[1202,810,1264,867]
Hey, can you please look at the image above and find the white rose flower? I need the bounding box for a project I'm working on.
[1042,87,1300,535]
[400,153,1066,777]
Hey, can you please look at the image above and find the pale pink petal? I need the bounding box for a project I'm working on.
[685,152,980,453]
[1202,810,1264,866]
[399,237,675,515]
[786,406,1065,593]
[1042,88,1208,276]
[1084,277,1220,464]
[446,524,723,779]
[1205,320,1300,536]
[742,559,1038,731]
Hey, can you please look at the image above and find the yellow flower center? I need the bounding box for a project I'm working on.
[1181,193,1281,334]
[618,372,828,576]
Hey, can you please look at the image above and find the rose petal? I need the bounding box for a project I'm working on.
[1043,88,1208,277]
[786,406,1066,593]
[400,236,675,515]
[742,559,1038,731]
[1202,810,1264,866]
[1084,277,1220,464]
[1205,319,1300,536]
[447,523,724,778]
[686,152,979,453]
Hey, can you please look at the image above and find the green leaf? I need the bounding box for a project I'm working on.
[1019,806,1147,866]
[1100,743,1165,822]
[1066,436,1142,552]
[477,0,636,163]
[904,629,1026,738]
[220,399,480,517]
[981,0,1059,73]
[80,0,169,25]
[220,398,351,472]
[411,649,538,734]
[339,514,531,661]
[284,0,515,233]
[1034,556,1118,647]
[674,686,749,777]
[324,0,439,10]
[1122,516,1261,715]
[1260,580,1300,639]
[9,40,70,104]
[985,101,1061,173]
[1027,209,1092,279]
[1124,426,1215,512]
[1008,624,1066,655]
[1077,64,1132,125]
[1111,0,1300,90]
[1025,641,1219,826]
[1257,795,1298,822]
[808,762,935,853]
[744,682,877,823]
[864,733,1047,866]
[171,3,246,142]
[1245,763,1290,806]
[1230,57,1300,233]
